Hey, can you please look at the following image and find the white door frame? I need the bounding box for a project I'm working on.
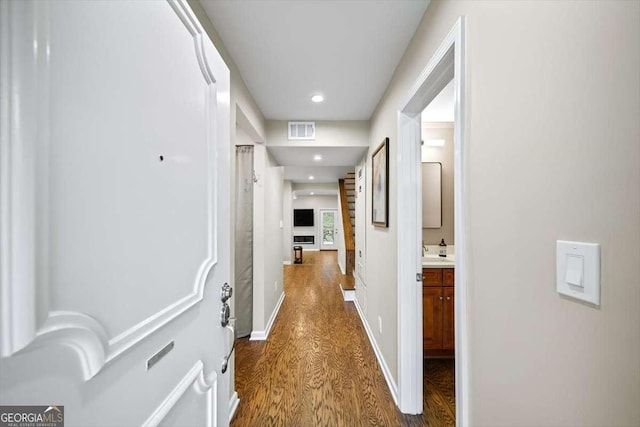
[318,208,338,250]
[396,17,468,424]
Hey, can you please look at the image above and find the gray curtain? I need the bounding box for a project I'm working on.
[235,146,254,338]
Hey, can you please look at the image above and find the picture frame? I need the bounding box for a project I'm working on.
[371,137,389,227]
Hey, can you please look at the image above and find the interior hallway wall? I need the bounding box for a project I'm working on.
[336,188,346,274]
[282,180,293,264]
[365,1,640,425]
[252,145,285,334]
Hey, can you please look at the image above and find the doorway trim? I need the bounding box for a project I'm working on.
[396,17,468,424]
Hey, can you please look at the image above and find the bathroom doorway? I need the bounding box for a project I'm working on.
[419,79,456,425]
[396,17,468,424]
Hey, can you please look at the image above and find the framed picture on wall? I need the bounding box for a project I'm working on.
[371,137,389,227]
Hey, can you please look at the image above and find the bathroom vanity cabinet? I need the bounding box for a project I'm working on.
[422,267,455,357]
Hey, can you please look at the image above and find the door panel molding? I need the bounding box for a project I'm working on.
[142,360,218,427]
[0,0,228,381]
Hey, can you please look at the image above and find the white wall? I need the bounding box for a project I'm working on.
[282,180,293,264]
[336,190,346,274]
[421,123,454,245]
[365,1,640,425]
[235,124,255,146]
[252,146,284,332]
[291,195,338,251]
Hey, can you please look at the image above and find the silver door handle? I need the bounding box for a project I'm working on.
[221,320,236,374]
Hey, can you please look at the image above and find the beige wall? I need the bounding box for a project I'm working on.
[251,145,285,332]
[282,180,293,264]
[422,124,454,245]
[367,1,640,425]
[266,120,369,147]
[261,150,285,329]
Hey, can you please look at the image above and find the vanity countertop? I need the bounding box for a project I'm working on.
[422,254,455,268]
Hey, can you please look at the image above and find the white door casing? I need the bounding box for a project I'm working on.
[396,16,467,421]
[0,1,232,425]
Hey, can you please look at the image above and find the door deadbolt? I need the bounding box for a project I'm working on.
[221,282,232,303]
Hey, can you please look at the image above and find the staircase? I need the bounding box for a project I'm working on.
[344,172,356,241]
[338,172,356,278]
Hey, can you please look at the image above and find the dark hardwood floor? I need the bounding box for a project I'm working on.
[231,251,455,427]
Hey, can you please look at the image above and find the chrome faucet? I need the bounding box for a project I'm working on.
[422,241,427,256]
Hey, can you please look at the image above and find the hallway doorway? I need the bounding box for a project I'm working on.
[319,209,338,250]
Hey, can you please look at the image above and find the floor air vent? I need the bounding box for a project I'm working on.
[288,121,315,140]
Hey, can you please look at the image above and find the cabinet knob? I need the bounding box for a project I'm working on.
[446,296,451,300]
[439,296,443,300]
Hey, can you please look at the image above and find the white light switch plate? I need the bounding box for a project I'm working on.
[556,240,600,305]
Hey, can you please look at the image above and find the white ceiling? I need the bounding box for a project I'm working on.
[201,0,430,121]
[422,79,454,123]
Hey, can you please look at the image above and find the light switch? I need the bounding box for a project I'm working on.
[556,240,600,305]
[565,254,584,287]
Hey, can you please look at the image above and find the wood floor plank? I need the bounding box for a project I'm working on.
[231,251,455,427]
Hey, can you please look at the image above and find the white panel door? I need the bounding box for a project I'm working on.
[0,1,232,426]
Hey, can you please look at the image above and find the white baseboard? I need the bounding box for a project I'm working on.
[353,298,399,405]
[250,292,285,341]
[338,259,346,275]
[229,391,240,422]
[339,283,355,302]
[283,260,292,265]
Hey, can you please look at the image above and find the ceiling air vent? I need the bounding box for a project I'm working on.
[288,122,315,140]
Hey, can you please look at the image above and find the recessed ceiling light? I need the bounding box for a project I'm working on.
[308,175,315,180]
[311,94,324,103]
[313,154,322,161]
[310,192,315,195]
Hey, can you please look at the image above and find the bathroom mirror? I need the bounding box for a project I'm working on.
[422,162,442,228]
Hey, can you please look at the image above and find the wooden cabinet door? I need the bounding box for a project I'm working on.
[423,287,443,350]
[422,268,443,286]
[442,287,455,350]
[443,268,455,286]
